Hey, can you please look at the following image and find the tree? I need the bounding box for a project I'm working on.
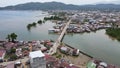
[106,28,120,41]
[10,54,17,60]
[26,22,37,31]
[6,33,18,42]
[10,48,16,53]
[10,33,17,42]
[32,22,36,26]
[83,18,89,22]
[6,34,11,42]
[37,20,42,24]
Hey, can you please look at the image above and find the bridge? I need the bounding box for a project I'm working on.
[49,19,71,55]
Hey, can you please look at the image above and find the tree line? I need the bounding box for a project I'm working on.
[106,28,120,41]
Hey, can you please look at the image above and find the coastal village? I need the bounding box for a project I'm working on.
[0,10,120,68]
[48,10,120,34]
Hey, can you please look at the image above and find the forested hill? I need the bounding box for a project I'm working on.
[0,2,120,11]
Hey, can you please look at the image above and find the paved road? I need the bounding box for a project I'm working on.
[49,20,71,55]
[0,57,29,67]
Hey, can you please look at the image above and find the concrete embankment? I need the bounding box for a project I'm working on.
[64,43,93,58]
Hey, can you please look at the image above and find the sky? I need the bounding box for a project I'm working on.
[0,0,120,7]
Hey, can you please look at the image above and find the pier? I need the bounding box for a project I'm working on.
[49,20,71,55]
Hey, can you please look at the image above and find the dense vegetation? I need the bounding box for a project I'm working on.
[26,13,65,31]
[37,20,43,24]
[44,16,64,21]
[106,28,120,41]
[27,22,37,30]
[27,19,45,30]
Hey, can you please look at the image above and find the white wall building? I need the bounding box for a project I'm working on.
[29,50,46,68]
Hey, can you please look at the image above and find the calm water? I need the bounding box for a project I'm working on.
[0,10,58,41]
[63,30,120,65]
[0,11,120,66]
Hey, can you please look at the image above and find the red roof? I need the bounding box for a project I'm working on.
[44,54,50,59]
[46,42,52,46]
[4,42,16,49]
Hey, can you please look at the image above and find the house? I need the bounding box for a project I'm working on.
[72,49,79,56]
[15,48,22,57]
[29,50,46,68]
[36,41,47,52]
[45,42,53,50]
[4,42,17,52]
[115,22,120,28]
[40,47,47,52]
[60,47,70,54]
[0,49,6,61]
[23,50,29,56]
[17,41,24,46]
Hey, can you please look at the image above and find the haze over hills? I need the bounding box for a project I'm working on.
[0,2,120,10]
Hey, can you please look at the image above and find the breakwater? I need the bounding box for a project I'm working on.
[64,43,93,58]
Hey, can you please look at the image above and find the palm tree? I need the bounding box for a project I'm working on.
[6,34,11,42]
[10,33,17,42]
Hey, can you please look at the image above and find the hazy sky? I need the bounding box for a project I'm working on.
[0,0,120,7]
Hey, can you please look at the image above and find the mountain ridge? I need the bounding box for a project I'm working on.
[0,2,120,10]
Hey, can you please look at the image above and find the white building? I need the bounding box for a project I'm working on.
[16,48,22,57]
[29,50,46,68]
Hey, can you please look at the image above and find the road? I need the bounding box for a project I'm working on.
[0,57,29,68]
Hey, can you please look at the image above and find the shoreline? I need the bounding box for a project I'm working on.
[64,43,93,58]
[63,43,120,67]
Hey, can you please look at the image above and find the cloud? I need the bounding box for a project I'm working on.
[95,0,120,4]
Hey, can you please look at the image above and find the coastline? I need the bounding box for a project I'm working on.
[0,10,120,67]
[64,43,93,58]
